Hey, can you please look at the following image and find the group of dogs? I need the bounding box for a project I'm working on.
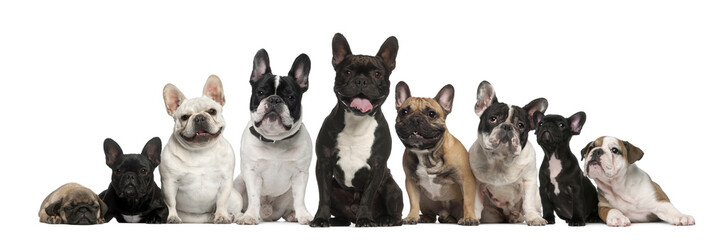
[39,33,695,227]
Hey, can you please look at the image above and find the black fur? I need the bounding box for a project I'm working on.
[249,49,310,125]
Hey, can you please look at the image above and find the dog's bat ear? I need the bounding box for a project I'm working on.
[251,49,272,84]
[395,81,411,109]
[98,198,109,219]
[289,54,311,92]
[163,84,186,116]
[332,33,352,69]
[568,111,586,135]
[142,137,162,167]
[45,200,63,217]
[580,140,595,161]
[475,81,497,117]
[103,138,123,167]
[434,84,455,114]
[377,36,399,70]
[524,98,548,128]
[203,75,225,106]
[623,140,645,165]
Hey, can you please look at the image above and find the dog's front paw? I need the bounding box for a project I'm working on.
[213,212,234,224]
[167,215,182,224]
[236,214,260,225]
[670,215,695,226]
[97,218,105,224]
[526,217,547,226]
[458,217,480,226]
[309,217,330,228]
[567,218,586,227]
[606,216,630,227]
[355,218,376,227]
[376,216,402,227]
[543,215,556,225]
[402,216,419,225]
[46,216,63,224]
[295,213,313,225]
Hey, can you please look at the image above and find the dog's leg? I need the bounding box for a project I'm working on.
[568,181,586,226]
[539,185,555,224]
[291,169,313,225]
[459,165,480,226]
[236,169,262,225]
[377,174,403,226]
[161,174,182,223]
[598,193,629,227]
[522,172,546,226]
[652,202,695,226]
[310,153,335,227]
[355,156,387,227]
[403,175,422,224]
[214,173,239,224]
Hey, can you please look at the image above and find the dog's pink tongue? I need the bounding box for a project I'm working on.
[350,98,373,113]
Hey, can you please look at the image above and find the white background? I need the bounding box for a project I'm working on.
[1,0,708,239]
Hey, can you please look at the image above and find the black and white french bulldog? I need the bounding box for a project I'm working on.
[234,49,313,225]
[310,33,403,227]
[468,81,548,225]
[533,112,600,226]
[99,137,168,223]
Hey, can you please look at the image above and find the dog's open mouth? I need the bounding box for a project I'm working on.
[181,127,223,142]
[340,94,380,114]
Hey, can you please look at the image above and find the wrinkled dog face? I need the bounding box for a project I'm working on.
[474,81,547,157]
[46,189,106,225]
[249,49,310,139]
[104,137,161,201]
[163,75,226,148]
[394,81,454,150]
[331,33,398,116]
[581,136,645,180]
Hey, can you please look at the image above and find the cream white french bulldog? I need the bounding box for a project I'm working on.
[160,75,243,223]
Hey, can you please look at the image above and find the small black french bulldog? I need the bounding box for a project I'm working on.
[99,137,168,223]
[533,111,601,226]
[310,33,403,228]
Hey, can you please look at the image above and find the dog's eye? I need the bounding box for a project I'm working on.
[114,169,122,175]
[207,108,217,115]
[180,115,190,121]
[428,111,437,118]
[288,95,295,101]
[489,116,497,123]
[374,72,382,79]
[140,169,148,175]
[64,206,73,211]
[257,91,265,97]
[518,122,525,129]
[91,205,99,210]
[399,109,408,116]
[538,121,543,126]
[559,123,565,128]
[344,70,352,77]
[611,147,620,154]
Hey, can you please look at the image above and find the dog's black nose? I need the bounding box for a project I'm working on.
[591,149,604,160]
[269,96,282,104]
[194,115,207,123]
[501,124,513,131]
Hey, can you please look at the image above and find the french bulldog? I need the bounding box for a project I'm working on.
[310,33,403,227]
[160,75,242,223]
[39,183,108,225]
[581,136,695,226]
[394,82,479,226]
[468,81,548,226]
[233,49,313,225]
[99,137,168,223]
[533,111,600,226]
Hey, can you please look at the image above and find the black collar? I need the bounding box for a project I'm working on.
[249,126,299,143]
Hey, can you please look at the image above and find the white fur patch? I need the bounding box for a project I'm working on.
[414,152,443,199]
[549,155,562,195]
[122,214,142,223]
[336,112,376,187]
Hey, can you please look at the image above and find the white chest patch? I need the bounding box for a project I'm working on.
[415,152,443,199]
[336,112,376,187]
[549,155,562,195]
[122,214,142,223]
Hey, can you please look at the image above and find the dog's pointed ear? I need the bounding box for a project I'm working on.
[568,111,586,135]
[289,54,311,92]
[435,84,455,114]
[475,81,497,116]
[251,49,272,84]
[524,98,548,128]
[163,84,186,116]
[377,36,399,71]
[332,33,352,69]
[623,140,645,164]
[533,111,544,128]
[203,75,225,106]
[142,137,162,167]
[580,140,595,161]
[103,138,123,167]
[395,81,411,109]
[45,200,63,217]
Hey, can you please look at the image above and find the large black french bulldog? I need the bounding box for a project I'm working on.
[99,137,168,223]
[533,112,600,226]
[310,33,403,227]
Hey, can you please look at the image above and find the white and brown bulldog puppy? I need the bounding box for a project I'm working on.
[161,75,243,223]
[39,183,108,225]
[581,136,695,226]
[395,82,479,226]
[469,81,548,226]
